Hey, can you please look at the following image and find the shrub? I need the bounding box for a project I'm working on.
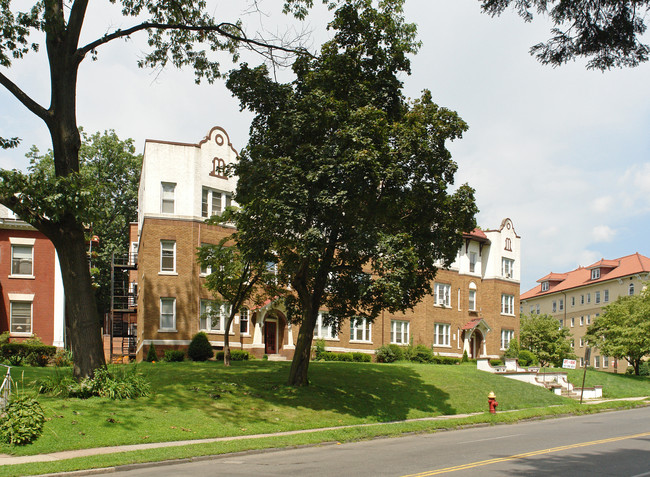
[461,350,469,363]
[0,342,56,366]
[351,352,371,362]
[518,350,538,367]
[504,339,521,359]
[5,355,23,366]
[230,350,250,361]
[0,395,45,445]
[145,344,158,362]
[432,355,461,365]
[388,344,405,361]
[37,367,150,399]
[53,349,73,367]
[410,345,434,363]
[0,332,9,345]
[375,345,397,363]
[187,332,213,361]
[25,351,51,367]
[313,339,327,360]
[164,350,185,362]
[490,359,503,367]
[639,361,650,376]
[336,353,353,362]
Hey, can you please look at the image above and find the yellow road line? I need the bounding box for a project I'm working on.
[402,431,650,477]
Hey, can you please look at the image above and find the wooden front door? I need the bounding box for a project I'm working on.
[265,321,277,354]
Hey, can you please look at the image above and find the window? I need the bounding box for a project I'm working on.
[11,245,33,276]
[580,357,585,367]
[199,243,212,275]
[502,258,514,278]
[595,291,600,304]
[587,293,591,303]
[580,295,584,305]
[604,289,609,302]
[434,283,451,307]
[160,298,176,330]
[529,305,534,314]
[541,282,549,292]
[160,240,176,272]
[201,188,232,218]
[570,339,575,348]
[552,300,557,312]
[468,289,477,311]
[501,329,514,350]
[559,319,563,327]
[501,294,514,315]
[536,304,540,315]
[434,323,450,346]
[591,268,600,280]
[570,317,575,327]
[559,299,564,311]
[350,317,371,342]
[504,237,512,251]
[586,315,591,325]
[571,296,575,307]
[594,356,600,368]
[161,182,176,214]
[579,337,584,347]
[391,320,410,344]
[629,283,635,296]
[315,312,338,340]
[199,299,226,332]
[240,308,250,334]
[10,301,32,334]
[580,316,584,326]
[469,252,477,273]
[603,356,608,368]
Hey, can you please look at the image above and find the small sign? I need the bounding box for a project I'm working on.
[562,359,577,369]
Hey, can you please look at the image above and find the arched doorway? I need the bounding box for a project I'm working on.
[469,330,483,359]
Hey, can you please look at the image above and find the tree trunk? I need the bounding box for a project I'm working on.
[287,309,318,386]
[51,217,106,379]
[224,314,235,367]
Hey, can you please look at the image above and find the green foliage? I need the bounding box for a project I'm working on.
[164,350,186,362]
[53,349,73,367]
[520,313,575,367]
[187,332,214,362]
[145,344,158,362]
[0,342,56,366]
[313,339,327,360]
[431,356,461,365]
[490,359,503,367]
[410,345,434,363]
[317,351,370,362]
[462,350,469,363]
[227,0,477,385]
[37,366,150,399]
[517,350,539,367]
[503,339,520,359]
[0,332,9,345]
[0,395,45,445]
[585,288,650,375]
[480,0,650,70]
[215,350,251,361]
[375,345,400,363]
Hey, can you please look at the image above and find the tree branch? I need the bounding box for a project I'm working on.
[79,21,309,58]
[66,0,89,53]
[0,71,50,122]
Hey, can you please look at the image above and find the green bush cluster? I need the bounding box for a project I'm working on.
[37,366,150,399]
[375,344,461,365]
[145,344,158,362]
[215,350,251,361]
[187,332,214,361]
[317,351,371,362]
[0,395,45,445]
[53,349,73,367]
[0,341,56,367]
[164,350,185,362]
[312,339,327,360]
[490,359,503,367]
[517,350,538,367]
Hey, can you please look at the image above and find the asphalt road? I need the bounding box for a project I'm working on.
[100,406,650,476]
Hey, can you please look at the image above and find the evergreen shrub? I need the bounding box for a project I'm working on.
[187,332,213,361]
[145,344,158,362]
[518,350,538,367]
[164,350,185,362]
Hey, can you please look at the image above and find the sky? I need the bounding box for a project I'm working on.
[1,0,649,293]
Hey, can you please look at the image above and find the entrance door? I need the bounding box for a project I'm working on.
[265,321,277,354]
[470,331,483,359]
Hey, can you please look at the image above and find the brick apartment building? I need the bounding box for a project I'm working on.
[0,204,65,346]
[520,253,650,373]
[131,126,521,361]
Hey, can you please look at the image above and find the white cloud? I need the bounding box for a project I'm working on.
[591,225,617,243]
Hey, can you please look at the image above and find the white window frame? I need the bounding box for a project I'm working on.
[10,300,33,335]
[468,289,477,312]
[594,355,600,368]
[350,317,371,342]
[579,337,584,347]
[591,268,600,280]
[500,329,514,350]
[559,299,564,311]
[469,252,477,273]
[10,244,34,277]
[315,312,338,340]
[434,283,451,307]
[240,307,250,335]
[160,240,176,273]
[587,293,591,303]
[603,356,608,368]
[159,297,176,331]
[595,291,600,304]
[200,299,228,333]
[571,317,575,327]
[434,323,450,347]
[536,304,540,315]
[580,316,584,326]
[501,294,514,316]
[161,182,176,214]
[201,187,233,218]
[604,289,609,302]
[541,281,549,292]
[552,300,557,312]
[571,296,575,307]
[501,258,514,278]
[390,320,409,345]
[629,283,635,295]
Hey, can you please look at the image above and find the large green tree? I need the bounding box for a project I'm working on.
[26,130,142,318]
[480,0,650,69]
[520,313,575,367]
[585,288,650,375]
[227,0,477,386]
[0,0,315,379]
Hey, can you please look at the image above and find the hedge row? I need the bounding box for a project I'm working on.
[215,350,251,361]
[0,343,56,367]
[375,344,461,365]
[317,351,372,362]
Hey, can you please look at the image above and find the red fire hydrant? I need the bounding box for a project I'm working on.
[488,391,498,414]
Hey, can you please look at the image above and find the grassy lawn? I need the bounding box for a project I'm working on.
[562,368,650,398]
[2,360,573,457]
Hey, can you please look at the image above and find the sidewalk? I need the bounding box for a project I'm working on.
[1,398,647,467]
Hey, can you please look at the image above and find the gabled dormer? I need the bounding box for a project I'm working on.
[537,272,568,292]
[586,259,619,281]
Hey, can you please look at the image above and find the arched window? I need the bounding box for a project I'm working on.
[468,282,477,311]
[629,283,635,296]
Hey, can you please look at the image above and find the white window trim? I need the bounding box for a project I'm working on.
[239,308,250,336]
[199,300,233,334]
[390,320,410,345]
[159,297,177,332]
[501,258,514,279]
[10,300,33,335]
[468,289,477,312]
[500,329,514,350]
[434,323,451,347]
[159,240,177,275]
[350,317,372,343]
[9,243,35,279]
[315,312,339,341]
[591,268,600,280]
[501,294,515,316]
[434,283,451,308]
[161,182,176,214]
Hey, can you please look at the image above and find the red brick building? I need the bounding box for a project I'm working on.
[0,205,65,346]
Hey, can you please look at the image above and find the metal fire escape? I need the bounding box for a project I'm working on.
[109,252,138,362]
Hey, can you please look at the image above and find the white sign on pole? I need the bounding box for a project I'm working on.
[562,359,577,369]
